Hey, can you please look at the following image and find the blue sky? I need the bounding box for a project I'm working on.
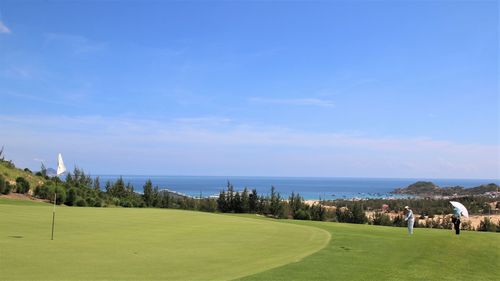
[0,1,498,178]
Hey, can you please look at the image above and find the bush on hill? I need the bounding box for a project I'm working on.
[0,174,7,194]
[34,184,50,198]
[35,182,66,205]
[15,177,30,194]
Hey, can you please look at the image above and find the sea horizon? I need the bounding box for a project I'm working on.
[94,174,500,181]
[92,175,500,200]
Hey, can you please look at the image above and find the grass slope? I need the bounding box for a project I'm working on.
[0,199,329,281]
[0,161,45,188]
[239,218,500,281]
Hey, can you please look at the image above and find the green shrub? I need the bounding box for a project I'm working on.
[111,198,120,206]
[0,175,5,194]
[86,197,96,207]
[65,188,77,206]
[15,177,30,194]
[336,208,353,223]
[478,217,497,232]
[336,203,367,224]
[120,200,132,208]
[372,212,393,226]
[50,185,66,205]
[34,184,51,199]
[134,200,145,208]
[2,182,12,195]
[392,215,406,227]
[294,209,311,220]
[310,204,326,221]
[75,198,87,207]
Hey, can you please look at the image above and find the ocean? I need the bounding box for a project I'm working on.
[94,175,500,200]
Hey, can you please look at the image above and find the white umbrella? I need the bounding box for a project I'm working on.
[450,201,469,218]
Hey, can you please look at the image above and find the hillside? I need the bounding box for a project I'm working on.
[392,181,500,196]
[0,160,46,191]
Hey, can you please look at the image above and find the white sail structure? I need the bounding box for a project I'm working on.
[56,153,66,176]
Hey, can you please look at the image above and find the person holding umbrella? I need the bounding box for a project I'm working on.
[452,207,462,235]
[450,201,469,235]
[404,206,414,235]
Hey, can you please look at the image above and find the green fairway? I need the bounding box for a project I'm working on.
[239,218,500,281]
[0,199,329,280]
[1,199,499,281]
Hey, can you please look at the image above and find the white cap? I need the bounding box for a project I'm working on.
[404,206,409,209]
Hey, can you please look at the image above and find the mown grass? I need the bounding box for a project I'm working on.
[0,197,50,206]
[0,199,329,280]
[238,217,500,281]
[1,199,498,281]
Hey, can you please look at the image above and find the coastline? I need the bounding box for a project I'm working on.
[94,175,500,200]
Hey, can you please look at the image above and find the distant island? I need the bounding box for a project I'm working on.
[391,181,500,197]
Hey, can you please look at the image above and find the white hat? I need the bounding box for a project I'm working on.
[404,206,409,209]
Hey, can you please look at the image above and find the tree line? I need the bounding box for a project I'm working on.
[216,182,327,221]
[322,197,499,218]
[1,155,498,232]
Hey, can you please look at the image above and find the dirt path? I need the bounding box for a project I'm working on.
[0,193,49,203]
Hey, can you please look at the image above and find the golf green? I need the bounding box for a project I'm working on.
[2,199,499,281]
[0,199,329,280]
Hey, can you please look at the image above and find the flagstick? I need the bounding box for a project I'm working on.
[52,153,66,241]
[51,181,57,240]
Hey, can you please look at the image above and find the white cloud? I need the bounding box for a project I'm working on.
[173,117,232,126]
[249,97,334,108]
[0,21,11,34]
[1,91,81,107]
[3,67,31,78]
[43,33,106,54]
[0,114,498,178]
